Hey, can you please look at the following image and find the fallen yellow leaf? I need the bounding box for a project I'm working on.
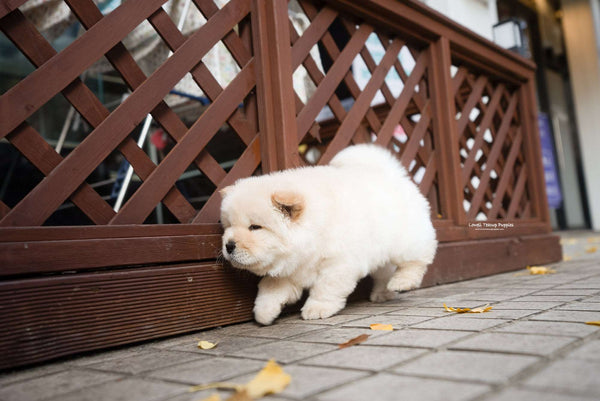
[245,360,291,399]
[338,334,370,349]
[587,236,600,243]
[443,303,493,313]
[199,395,222,401]
[191,360,290,401]
[585,246,597,254]
[527,266,556,275]
[563,255,572,261]
[198,340,217,350]
[585,321,600,326]
[226,390,253,401]
[470,304,493,313]
[370,323,393,331]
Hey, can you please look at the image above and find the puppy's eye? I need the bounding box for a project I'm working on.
[248,224,262,231]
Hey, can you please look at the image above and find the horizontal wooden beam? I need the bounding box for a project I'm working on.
[0,234,221,275]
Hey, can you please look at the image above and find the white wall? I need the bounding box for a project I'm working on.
[420,0,498,40]
[561,0,600,231]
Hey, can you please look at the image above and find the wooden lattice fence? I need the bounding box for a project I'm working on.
[0,0,560,368]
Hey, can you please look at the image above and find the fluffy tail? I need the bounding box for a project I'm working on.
[329,144,407,176]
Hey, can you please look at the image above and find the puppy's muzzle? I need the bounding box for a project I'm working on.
[225,240,236,254]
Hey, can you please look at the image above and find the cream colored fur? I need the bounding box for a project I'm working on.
[220,144,437,325]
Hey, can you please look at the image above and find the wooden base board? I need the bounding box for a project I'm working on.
[422,233,562,287]
[0,233,561,369]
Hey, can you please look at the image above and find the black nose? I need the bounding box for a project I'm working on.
[225,240,236,254]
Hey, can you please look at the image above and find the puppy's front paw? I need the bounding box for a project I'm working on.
[387,275,422,293]
[370,289,399,303]
[301,299,342,320]
[253,302,281,326]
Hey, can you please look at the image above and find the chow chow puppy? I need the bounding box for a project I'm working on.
[220,144,437,325]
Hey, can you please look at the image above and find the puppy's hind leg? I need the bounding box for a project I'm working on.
[370,264,399,302]
[387,260,428,293]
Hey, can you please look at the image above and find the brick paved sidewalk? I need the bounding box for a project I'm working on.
[1,233,600,401]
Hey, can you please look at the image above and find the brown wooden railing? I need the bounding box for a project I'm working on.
[0,0,560,368]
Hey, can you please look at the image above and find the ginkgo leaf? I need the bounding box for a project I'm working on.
[370,323,394,331]
[191,360,291,400]
[199,394,222,401]
[585,321,600,326]
[245,360,291,399]
[527,266,556,275]
[470,304,493,313]
[198,340,218,350]
[225,390,253,401]
[585,246,597,254]
[444,303,493,313]
[338,334,370,349]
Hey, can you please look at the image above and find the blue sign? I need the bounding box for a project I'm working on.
[538,113,562,209]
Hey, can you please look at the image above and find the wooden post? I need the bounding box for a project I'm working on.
[428,37,466,226]
[519,78,551,229]
[251,0,300,172]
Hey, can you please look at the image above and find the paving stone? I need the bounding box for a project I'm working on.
[290,327,387,345]
[529,310,600,323]
[0,369,121,401]
[449,332,577,356]
[338,305,405,315]
[300,345,425,371]
[385,307,449,317]
[70,347,158,366]
[0,363,69,386]
[512,295,588,302]
[228,340,336,363]
[556,302,600,311]
[493,320,599,338]
[277,313,366,325]
[340,314,434,329]
[454,308,538,320]
[393,350,539,384]
[586,296,600,302]
[164,335,273,356]
[564,339,600,361]
[147,357,264,384]
[366,328,474,348]
[221,322,327,339]
[426,300,490,309]
[46,377,186,401]
[84,350,205,374]
[491,301,565,310]
[484,388,597,401]
[523,359,600,398]
[554,282,600,289]
[411,315,507,331]
[162,389,235,401]
[530,289,599,296]
[316,373,490,401]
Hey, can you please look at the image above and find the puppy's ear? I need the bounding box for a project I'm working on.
[271,191,304,221]
[219,185,232,199]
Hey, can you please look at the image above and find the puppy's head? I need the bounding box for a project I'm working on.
[219,179,304,277]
